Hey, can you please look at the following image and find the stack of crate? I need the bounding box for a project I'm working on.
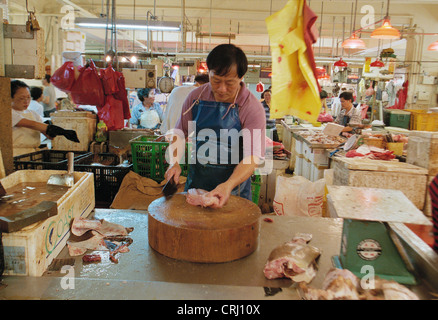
[406,131,438,216]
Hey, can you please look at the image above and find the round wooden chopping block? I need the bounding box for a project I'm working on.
[147,193,261,263]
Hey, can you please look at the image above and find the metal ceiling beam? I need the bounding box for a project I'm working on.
[56,0,148,50]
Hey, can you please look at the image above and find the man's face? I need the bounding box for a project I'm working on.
[209,65,242,103]
[12,87,31,111]
[340,97,351,110]
[264,91,272,103]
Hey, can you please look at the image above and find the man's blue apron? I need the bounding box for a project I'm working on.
[184,99,252,200]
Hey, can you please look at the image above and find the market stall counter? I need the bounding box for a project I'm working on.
[0,207,437,300]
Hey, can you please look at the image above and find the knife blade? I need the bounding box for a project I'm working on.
[162,177,178,198]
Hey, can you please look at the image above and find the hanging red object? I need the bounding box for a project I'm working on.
[334,58,348,68]
[256,81,264,92]
[370,58,385,67]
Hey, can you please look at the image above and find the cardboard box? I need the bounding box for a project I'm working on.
[1,170,94,276]
[122,68,147,89]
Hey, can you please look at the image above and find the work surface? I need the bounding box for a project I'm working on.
[0,209,436,300]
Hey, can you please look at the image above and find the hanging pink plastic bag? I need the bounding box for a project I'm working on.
[70,60,105,107]
[317,112,334,123]
[51,61,76,92]
[100,65,119,95]
[98,96,125,131]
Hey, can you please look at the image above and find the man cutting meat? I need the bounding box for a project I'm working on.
[165,44,266,208]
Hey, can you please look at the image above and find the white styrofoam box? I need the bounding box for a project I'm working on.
[333,157,428,210]
[294,154,303,176]
[310,163,329,182]
[51,111,97,151]
[406,130,438,176]
[302,142,312,159]
[2,170,94,276]
[295,138,303,155]
[308,148,329,165]
[422,75,437,85]
[302,157,311,180]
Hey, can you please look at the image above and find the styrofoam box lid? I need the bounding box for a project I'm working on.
[389,110,410,115]
[51,111,97,119]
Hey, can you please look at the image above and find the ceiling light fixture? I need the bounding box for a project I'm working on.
[75,17,181,31]
[370,0,400,39]
[370,58,385,67]
[342,33,366,49]
[342,0,366,49]
[334,58,348,68]
[427,40,438,51]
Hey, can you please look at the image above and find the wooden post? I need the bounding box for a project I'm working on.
[0,77,13,176]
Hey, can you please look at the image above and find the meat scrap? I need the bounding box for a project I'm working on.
[68,217,134,263]
[71,217,133,237]
[82,254,102,263]
[186,189,220,208]
[299,268,419,300]
[263,233,321,283]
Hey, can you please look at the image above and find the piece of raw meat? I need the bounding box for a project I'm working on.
[186,189,220,208]
[299,268,419,300]
[68,218,134,262]
[67,231,107,256]
[263,233,321,283]
[71,217,133,237]
[299,268,361,300]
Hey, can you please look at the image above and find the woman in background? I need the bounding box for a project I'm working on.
[261,89,278,141]
[11,80,79,156]
[129,88,163,129]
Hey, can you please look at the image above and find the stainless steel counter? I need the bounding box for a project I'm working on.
[0,209,436,300]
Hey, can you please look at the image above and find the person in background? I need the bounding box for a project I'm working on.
[165,43,266,208]
[160,73,209,135]
[129,88,163,130]
[319,89,328,114]
[42,74,57,117]
[334,91,362,132]
[261,89,279,141]
[430,174,438,253]
[28,86,44,119]
[11,80,79,156]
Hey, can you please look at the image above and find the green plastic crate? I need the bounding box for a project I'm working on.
[130,136,190,182]
[251,172,261,205]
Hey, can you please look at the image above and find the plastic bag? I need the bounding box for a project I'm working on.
[100,65,119,95]
[273,175,325,217]
[266,0,321,122]
[97,96,125,131]
[51,61,76,93]
[70,60,105,107]
[317,112,334,123]
[112,71,131,120]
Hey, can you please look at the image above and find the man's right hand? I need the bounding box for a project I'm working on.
[165,163,182,184]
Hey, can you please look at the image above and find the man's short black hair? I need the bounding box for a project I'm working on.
[11,80,29,98]
[206,44,248,78]
[30,86,43,100]
[339,91,353,102]
[194,73,209,84]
